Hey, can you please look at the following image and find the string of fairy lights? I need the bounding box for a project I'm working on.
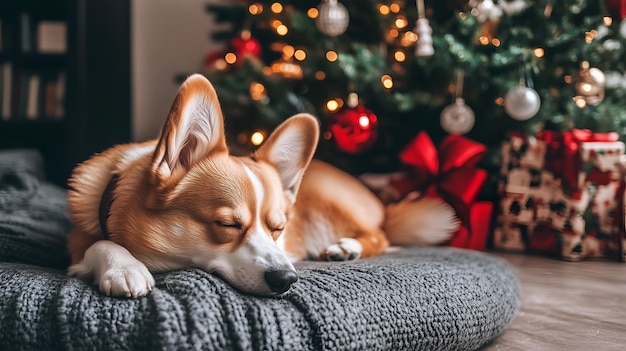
[208,0,616,145]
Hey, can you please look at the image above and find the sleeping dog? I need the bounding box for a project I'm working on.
[66,74,458,297]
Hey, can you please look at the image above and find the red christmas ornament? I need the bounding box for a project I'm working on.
[230,36,262,59]
[604,0,626,21]
[329,105,378,154]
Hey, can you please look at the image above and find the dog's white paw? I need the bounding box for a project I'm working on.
[70,240,156,298]
[320,238,362,261]
[99,263,155,298]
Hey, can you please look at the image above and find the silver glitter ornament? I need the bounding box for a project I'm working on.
[504,83,541,121]
[440,98,475,135]
[316,0,349,37]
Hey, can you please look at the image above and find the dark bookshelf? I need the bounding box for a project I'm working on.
[0,0,131,187]
[0,53,66,65]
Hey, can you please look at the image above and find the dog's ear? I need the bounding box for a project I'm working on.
[150,74,228,195]
[254,113,319,202]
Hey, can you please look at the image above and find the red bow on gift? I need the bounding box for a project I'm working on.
[391,132,487,228]
[537,128,619,195]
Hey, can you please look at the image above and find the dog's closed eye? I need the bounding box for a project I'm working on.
[269,224,286,239]
[271,224,285,232]
[214,220,243,230]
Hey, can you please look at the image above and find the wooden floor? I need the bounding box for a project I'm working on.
[481,252,626,351]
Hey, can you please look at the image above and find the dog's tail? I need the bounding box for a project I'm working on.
[383,196,459,246]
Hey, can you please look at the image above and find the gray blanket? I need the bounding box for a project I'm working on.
[0,149,520,350]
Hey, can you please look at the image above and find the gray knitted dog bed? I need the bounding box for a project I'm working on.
[0,149,520,350]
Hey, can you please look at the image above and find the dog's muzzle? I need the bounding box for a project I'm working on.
[264,269,298,294]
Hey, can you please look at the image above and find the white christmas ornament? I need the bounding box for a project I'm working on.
[499,0,530,16]
[469,0,528,23]
[414,0,434,57]
[440,98,475,135]
[316,0,349,37]
[504,83,541,120]
[620,19,626,38]
[415,18,434,57]
[471,0,502,23]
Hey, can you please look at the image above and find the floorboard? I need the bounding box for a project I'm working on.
[481,252,626,351]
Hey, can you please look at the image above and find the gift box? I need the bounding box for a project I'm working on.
[621,159,626,261]
[493,129,625,261]
[383,132,493,251]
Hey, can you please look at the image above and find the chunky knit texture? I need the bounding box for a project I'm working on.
[0,150,520,351]
[0,149,71,269]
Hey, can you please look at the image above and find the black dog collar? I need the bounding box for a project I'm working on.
[98,174,119,240]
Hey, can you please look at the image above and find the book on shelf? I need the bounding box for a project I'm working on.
[0,15,66,54]
[18,71,30,116]
[37,21,66,54]
[0,64,65,121]
[10,69,23,117]
[43,77,56,118]
[20,13,33,53]
[26,74,40,119]
[2,62,12,120]
[55,71,65,116]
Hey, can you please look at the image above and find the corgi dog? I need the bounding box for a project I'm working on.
[66,74,458,298]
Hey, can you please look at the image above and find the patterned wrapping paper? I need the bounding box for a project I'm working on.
[493,132,625,261]
[618,155,626,262]
[560,142,624,261]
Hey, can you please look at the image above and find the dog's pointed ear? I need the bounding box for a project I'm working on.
[150,74,228,193]
[254,113,319,202]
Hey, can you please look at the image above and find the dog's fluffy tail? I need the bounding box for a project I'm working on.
[383,196,459,246]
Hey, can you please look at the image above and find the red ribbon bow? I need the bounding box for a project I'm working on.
[536,128,619,195]
[391,132,487,227]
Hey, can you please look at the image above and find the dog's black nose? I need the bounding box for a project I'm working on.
[264,269,298,294]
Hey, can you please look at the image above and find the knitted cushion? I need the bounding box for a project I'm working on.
[0,149,71,269]
[0,149,520,350]
[0,248,519,350]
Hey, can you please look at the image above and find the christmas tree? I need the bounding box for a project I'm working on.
[196,0,626,198]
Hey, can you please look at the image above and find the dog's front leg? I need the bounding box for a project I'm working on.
[68,240,155,298]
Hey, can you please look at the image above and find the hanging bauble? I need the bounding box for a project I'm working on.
[230,35,262,59]
[573,61,606,106]
[440,98,475,135]
[316,0,350,37]
[414,0,434,57]
[469,0,528,19]
[504,84,541,120]
[469,0,503,23]
[415,18,434,57]
[329,104,378,154]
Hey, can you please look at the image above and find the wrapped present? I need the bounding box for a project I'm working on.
[386,132,493,250]
[621,159,626,261]
[560,141,625,261]
[494,129,625,261]
[494,132,556,254]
